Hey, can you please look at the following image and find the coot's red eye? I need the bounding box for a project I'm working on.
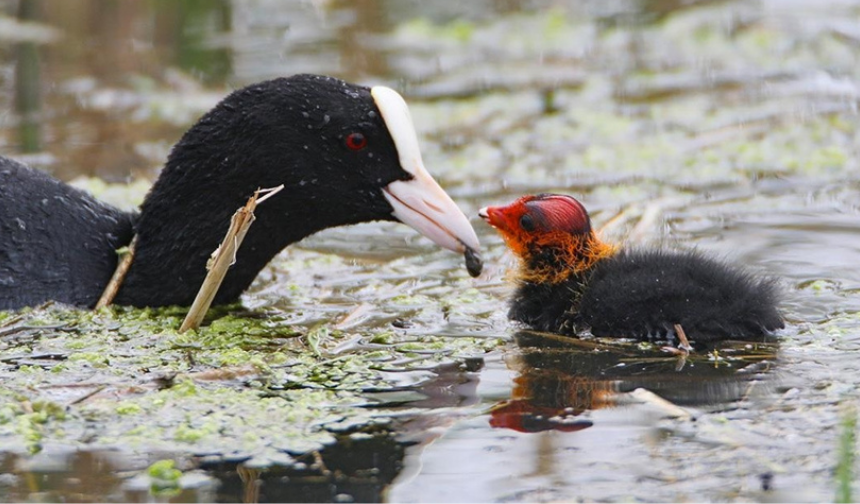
[345,132,367,151]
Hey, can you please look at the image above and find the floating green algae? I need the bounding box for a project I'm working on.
[0,303,504,462]
[3,1,860,501]
[147,459,183,497]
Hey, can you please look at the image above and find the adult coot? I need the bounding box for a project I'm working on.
[479,193,783,345]
[0,74,482,310]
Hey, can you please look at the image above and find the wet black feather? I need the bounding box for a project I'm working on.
[509,248,783,343]
[0,158,135,309]
[0,74,410,309]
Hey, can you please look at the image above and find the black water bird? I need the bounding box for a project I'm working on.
[0,74,482,310]
[479,193,783,344]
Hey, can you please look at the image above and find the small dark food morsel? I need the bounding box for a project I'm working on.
[464,246,483,277]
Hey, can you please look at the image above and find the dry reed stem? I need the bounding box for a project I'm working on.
[95,236,138,309]
[179,185,284,333]
[673,323,693,353]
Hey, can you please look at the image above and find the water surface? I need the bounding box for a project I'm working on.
[1,0,859,502]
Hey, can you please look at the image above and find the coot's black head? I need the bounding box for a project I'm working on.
[144,74,478,253]
[121,74,482,306]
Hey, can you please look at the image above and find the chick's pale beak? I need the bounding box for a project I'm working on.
[478,205,506,232]
[372,85,481,256]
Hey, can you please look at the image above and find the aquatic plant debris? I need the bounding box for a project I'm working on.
[2,1,860,501]
[0,304,504,463]
[147,459,182,497]
[180,184,285,332]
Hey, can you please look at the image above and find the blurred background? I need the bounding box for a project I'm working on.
[1,0,860,502]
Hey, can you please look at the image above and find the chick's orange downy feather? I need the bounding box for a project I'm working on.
[481,194,617,284]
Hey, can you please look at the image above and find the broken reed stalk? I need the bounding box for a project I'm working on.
[95,236,139,309]
[178,185,284,333]
[673,323,693,353]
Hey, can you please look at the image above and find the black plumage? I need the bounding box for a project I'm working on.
[509,248,783,343]
[0,158,134,308]
[481,194,783,344]
[1,74,481,310]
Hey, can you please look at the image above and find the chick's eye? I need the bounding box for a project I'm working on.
[345,132,367,151]
[519,214,535,232]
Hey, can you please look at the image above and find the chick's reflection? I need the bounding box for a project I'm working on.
[489,331,778,434]
[489,368,614,433]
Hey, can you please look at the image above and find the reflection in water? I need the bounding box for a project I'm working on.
[14,0,41,152]
[377,358,485,409]
[489,331,778,434]
[200,431,407,503]
[0,357,489,503]
[0,448,217,502]
[488,367,606,433]
[0,433,406,503]
[4,0,233,180]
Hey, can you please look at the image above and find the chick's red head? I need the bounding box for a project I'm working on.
[479,194,591,254]
[479,194,615,282]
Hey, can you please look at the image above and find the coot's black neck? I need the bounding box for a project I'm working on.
[113,79,372,307]
[113,174,315,308]
[113,129,347,307]
[114,187,314,308]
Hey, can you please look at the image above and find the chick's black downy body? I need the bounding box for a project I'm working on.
[509,248,783,342]
[481,193,784,344]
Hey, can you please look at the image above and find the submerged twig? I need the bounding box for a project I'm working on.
[96,236,139,309]
[238,465,262,504]
[627,388,694,420]
[0,313,25,329]
[0,323,68,339]
[180,365,261,382]
[674,323,693,353]
[67,385,109,406]
[515,330,644,357]
[335,302,374,330]
[179,185,284,333]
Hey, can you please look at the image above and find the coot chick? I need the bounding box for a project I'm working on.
[0,74,482,310]
[479,194,783,344]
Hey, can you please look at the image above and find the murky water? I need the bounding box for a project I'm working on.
[1,0,860,502]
